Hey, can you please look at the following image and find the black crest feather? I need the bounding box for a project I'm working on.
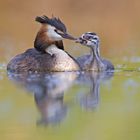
[35,15,67,32]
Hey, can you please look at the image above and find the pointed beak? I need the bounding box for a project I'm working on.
[58,32,76,40]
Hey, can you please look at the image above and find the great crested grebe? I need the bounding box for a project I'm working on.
[7,15,80,73]
[76,32,114,71]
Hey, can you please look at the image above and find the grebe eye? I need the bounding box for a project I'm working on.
[55,29,64,34]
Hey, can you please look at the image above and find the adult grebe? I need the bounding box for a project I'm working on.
[76,32,114,71]
[7,15,80,73]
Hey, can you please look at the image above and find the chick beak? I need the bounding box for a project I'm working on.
[58,32,76,40]
[75,37,86,44]
[75,37,82,43]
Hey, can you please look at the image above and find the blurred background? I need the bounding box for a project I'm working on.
[0,0,140,64]
[1,1,140,140]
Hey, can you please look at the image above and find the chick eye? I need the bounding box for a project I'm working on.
[93,37,98,40]
[85,36,92,40]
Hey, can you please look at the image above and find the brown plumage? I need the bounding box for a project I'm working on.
[7,15,80,73]
[34,24,64,53]
[7,48,79,72]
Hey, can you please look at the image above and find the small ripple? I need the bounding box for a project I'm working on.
[123,56,140,63]
[130,56,140,63]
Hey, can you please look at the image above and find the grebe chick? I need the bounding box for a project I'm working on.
[7,15,80,73]
[76,32,114,71]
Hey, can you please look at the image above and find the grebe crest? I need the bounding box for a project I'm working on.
[36,15,75,41]
[34,15,75,53]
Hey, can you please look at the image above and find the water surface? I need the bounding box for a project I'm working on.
[1,65,140,140]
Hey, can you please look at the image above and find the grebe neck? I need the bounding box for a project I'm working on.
[91,44,105,70]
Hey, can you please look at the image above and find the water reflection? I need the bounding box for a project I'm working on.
[77,71,113,110]
[7,71,114,125]
[8,72,77,125]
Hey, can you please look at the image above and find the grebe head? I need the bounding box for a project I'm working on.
[76,32,100,48]
[36,15,75,41]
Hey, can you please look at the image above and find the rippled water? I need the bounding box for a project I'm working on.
[1,63,140,140]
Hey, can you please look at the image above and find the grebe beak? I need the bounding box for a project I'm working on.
[58,32,76,40]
